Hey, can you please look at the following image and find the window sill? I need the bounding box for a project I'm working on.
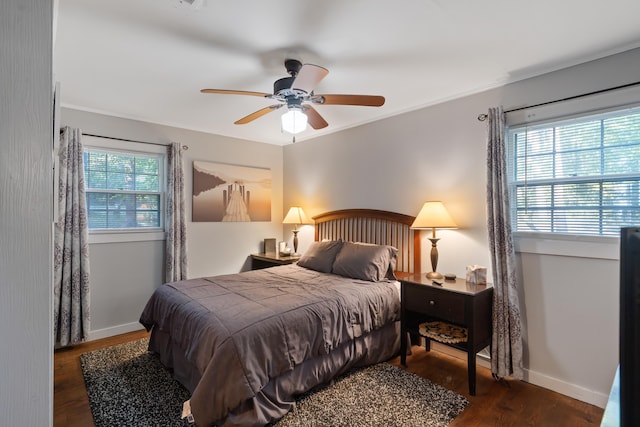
[514,232,619,260]
[88,230,165,244]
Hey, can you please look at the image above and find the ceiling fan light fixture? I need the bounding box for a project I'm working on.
[281,108,308,134]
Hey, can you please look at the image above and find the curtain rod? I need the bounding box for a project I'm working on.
[477,80,640,121]
[59,129,189,150]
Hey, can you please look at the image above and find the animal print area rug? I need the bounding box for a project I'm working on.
[81,338,468,427]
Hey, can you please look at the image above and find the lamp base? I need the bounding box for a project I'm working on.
[292,229,299,254]
[426,271,443,279]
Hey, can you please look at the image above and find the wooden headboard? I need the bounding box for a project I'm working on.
[313,209,421,274]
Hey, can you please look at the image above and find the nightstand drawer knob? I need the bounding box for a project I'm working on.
[429,300,435,306]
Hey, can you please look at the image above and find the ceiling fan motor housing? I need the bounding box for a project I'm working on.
[273,77,296,96]
[274,59,306,97]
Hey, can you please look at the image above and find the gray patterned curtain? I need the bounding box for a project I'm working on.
[486,107,524,379]
[166,142,187,282]
[54,127,91,347]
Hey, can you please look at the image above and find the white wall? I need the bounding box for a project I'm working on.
[0,0,53,425]
[61,108,284,339]
[283,47,640,407]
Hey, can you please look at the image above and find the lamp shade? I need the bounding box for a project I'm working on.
[283,207,310,225]
[281,108,308,134]
[411,201,457,229]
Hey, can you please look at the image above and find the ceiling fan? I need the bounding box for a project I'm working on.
[200,59,385,134]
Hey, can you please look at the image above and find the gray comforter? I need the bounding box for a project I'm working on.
[139,264,400,426]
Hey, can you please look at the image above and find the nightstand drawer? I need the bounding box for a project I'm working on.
[403,285,465,324]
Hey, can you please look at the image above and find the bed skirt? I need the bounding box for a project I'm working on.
[148,321,400,426]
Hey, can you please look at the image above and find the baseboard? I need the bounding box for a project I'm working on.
[89,322,144,341]
[426,341,608,408]
[523,368,609,408]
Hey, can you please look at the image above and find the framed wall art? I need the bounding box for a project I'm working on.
[192,161,272,222]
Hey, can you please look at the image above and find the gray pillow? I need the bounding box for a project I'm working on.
[296,240,344,273]
[331,242,398,282]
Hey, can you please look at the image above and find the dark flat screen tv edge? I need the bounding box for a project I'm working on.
[619,227,640,427]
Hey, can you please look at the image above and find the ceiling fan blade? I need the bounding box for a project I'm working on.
[303,105,329,130]
[234,104,283,125]
[201,88,271,98]
[291,64,329,94]
[312,94,385,107]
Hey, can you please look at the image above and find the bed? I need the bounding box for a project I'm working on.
[139,209,421,426]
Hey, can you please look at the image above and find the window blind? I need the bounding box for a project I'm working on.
[84,148,164,230]
[507,106,640,236]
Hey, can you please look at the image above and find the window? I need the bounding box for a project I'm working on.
[507,106,640,237]
[83,145,164,232]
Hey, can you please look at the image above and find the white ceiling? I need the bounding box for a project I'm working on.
[54,0,640,146]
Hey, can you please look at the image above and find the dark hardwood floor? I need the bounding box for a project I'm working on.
[55,330,604,426]
[388,349,604,427]
[54,329,151,427]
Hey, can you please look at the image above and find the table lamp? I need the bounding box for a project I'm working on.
[411,201,458,279]
[282,207,310,255]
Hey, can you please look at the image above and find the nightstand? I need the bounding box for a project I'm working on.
[400,274,493,395]
[250,253,300,270]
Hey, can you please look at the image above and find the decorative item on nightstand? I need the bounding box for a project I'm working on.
[411,201,458,279]
[263,238,277,254]
[282,206,311,255]
[279,241,292,256]
[466,265,487,285]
